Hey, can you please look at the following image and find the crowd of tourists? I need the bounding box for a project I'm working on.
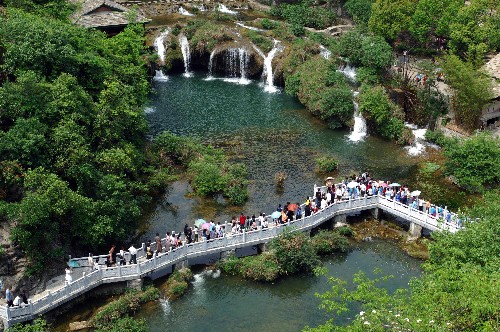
[91,172,459,267]
[16,172,459,305]
[0,279,28,308]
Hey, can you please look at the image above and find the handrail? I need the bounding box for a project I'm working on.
[0,188,463,326]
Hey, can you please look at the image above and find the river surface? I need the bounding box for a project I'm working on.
[140,239,422,331]
[143,74,420,240]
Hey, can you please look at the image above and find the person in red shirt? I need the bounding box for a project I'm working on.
[239,213,246,230]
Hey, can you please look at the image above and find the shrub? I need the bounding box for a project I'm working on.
[311,230,350,255]
[219,254,241,275]
[336,226,353,237]
[260,18,279,30]
[161,267,193,300]
[238,252,281,281]
[270,228,320,274]
[424,129,448,147]
[243,30,273,54]
[316,156,339,173]
[95,317,147,332]
[90,287,160,330]
[270,0,336,30]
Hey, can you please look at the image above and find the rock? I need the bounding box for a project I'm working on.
[69,321,90,331]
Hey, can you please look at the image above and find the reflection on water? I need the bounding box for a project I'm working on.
[141,240,422,332]
[144,74,419,240]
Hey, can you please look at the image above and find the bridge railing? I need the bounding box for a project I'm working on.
[0,190,463,325]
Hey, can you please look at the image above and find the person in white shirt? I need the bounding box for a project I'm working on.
[320,198,328,210]
[65,268,72,285]
[128,245,137,264]
[326,191,332,205]
[13,295,22,307]
[261,217,268,229]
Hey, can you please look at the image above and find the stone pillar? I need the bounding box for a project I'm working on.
[127,278,143,290]
[370,208,381,220]
[257,243,267,253]
[408,222,422,240]
[220,249,236,259]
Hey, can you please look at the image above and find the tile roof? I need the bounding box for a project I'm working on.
[71,0,150,29]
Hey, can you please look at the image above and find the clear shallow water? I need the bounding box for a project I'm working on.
[141,240,422,331]
[144,74,419,240]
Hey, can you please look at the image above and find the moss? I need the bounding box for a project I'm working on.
[184,20,234,53]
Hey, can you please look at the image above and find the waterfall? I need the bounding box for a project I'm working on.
[405,123,427,156]
[153,69,169,82]
[338,64,356,81]
[319,45,331,60]
[235,21,264,32]
[222,48,250,85]
[178,6,194,16]
[206,49,216,80]
[179,35,192,77]
[254,40,281,93]
[348,92,367,142]
[217,4,237,14]
[154,30,169,63]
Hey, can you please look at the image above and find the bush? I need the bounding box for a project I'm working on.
[243,30,273,53]
[95,317,147,332]
[219,254,241,275]
[311,230,350,255]
[270,0,336,30]
[337,226,353,237]
[316,156,339,172]
[260,18,279,30]
[443,132,500,191]
[270,228,320,274]
[424,129,448,147]
[238,252,281,281]
[90,287,160,330]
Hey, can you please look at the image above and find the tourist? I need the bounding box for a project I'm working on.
[109,244,117,266]
[146,241,153,259]
[119,247,127,265]
[65,267,73,285]
[94,258,101,270]
[87,254,94,273]
[21,290,28,305]
[320,198,327,210]
[128,244,137,264]
[429,205,437,217]
[193,227,199,242]
[258,213,265,226]
[261,216,268,229]
[13,294,22,307]
[5,287,13,307]
[184,224,192,244]
[239,213,246,230]
[304,203,311,217]
[296,205,302,219]
[155,233,162,255]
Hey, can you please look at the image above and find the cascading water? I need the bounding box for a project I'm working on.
[154,30,169,63]
[338,64,356,81]
[235,21,264,32]
[178,6,194,16]
[348,91,367,142]
[179,35,192,77]
[254,40,281,93]
[222,48,250,85]
[217,4,237,14]
[319,45,332,60]
[205,49,217,80]
[405,123,427,156]
[153,69,169,82]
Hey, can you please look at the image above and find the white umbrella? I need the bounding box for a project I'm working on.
[389,183,401,187]
[347,181,359,189]
[410,190,421,196]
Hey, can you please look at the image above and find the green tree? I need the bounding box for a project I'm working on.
[409,0,462,44]
[368,0,416,42]
[358,86,408,142]
[443,133,500,191]
[440,54,493,130]
[344,0,372,26]
[360,35,392,70]
[307,190,500,331]
[448,0,500,66]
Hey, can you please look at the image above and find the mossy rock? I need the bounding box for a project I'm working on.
[159,267,193,300]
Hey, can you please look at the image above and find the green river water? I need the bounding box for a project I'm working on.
[136,74,423,330]
[53,73,426,331]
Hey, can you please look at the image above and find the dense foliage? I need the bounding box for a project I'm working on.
[220,228,350,281]
[440,54,493,130]
[286,59,353,129]
[443,132,500,191]
[358,86,412,144]
[270,0,336,31]
[316,156,339,173]
[306,190,500,331]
